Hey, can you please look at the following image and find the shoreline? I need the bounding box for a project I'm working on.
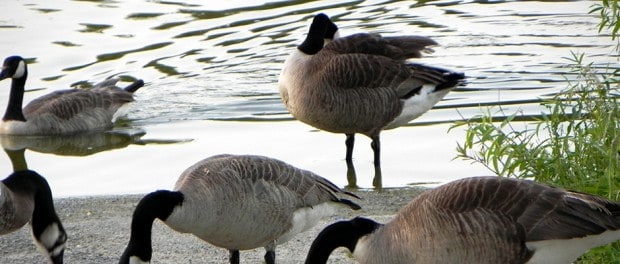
[0,187,425,263]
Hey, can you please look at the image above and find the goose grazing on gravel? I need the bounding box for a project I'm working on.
[305,176,620,264]
[0,55,144,135]
[279,14,465,175]
[1,169,67,264]
[119,154,361,264]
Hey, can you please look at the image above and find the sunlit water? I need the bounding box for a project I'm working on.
[0,0,616,196]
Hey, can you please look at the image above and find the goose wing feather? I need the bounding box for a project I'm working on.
[415,177,620,242]
[176,154,356,208]
[324,33,437,60]
[22,87,134,120]
[372,200,531,263]
[0,183,33,234]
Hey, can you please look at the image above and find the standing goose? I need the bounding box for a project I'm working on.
[0,55,144,135]
[305,176,620,264]
[279,14,465,177]
[1,169,67,264]
[119,154,361,264]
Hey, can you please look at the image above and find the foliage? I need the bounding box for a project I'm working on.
[451,52,620,198]
[590,0,620,40]
[451,2,620,262]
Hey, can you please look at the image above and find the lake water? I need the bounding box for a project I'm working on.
[0,0,616,197]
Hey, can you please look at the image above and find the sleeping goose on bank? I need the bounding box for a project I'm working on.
[1,169,67,264]
[0,55,144,135]
[279,14,465,174]
[119,154,361,264]
[305,176,620,264]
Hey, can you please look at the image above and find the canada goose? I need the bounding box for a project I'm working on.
[119,154,361,264]
[1,169,67,264]
[0,55,144,135]
[279,14,465,175]
[305,176,620,264]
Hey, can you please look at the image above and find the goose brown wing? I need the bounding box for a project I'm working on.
[179,155,360,209]
[23,88,133,120]
[518,190,620,241]
[421,177,620,242]
[233,155,359,208]
[315,53,411,90]
[324,33,437,60]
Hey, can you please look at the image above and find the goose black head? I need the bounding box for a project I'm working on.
[0,56,27,81]
[298,13,332,55]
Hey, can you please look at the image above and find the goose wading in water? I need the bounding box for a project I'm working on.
[0,55,144,135]
[278,14,465,183]
[1,169,67,264]
[119,154,361,264]
[304,176,620,264]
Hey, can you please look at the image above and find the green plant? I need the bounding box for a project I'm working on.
[451,1,620,261]
[590,0,620,40]
[451,34,620,264]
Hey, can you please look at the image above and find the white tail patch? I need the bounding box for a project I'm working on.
[526,229,620,264]
[386,84,450,129]
[112,103,132,122]
[278,203,339,244]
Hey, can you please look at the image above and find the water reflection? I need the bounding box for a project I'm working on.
[0,129,187,156]
[3,0,612,126]
[0,0,616,194]
[4,148,27,172]
[346,164,382,190]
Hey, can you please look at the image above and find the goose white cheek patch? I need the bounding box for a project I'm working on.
[13,60,26,79]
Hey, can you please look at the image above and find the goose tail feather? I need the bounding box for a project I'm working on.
[124,79,145,93]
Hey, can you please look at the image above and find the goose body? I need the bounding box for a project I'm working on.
[1,170,67,264]
[0,55,144,135]
[305,176,620,264]
[278,14,465,171]
[120,154,360,264]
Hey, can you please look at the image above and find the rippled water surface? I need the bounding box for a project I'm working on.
[0,0,616,196]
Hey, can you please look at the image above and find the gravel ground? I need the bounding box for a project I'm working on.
[0,187,425,263]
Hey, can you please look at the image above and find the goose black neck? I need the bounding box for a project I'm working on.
[120,190,184,264]
[29,171,67,264]
[304,217,380,264]
[298,14,329,55]
[3,73,27,121]
[5,170,66,264]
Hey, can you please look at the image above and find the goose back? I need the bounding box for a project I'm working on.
[0,170,66,264]
[2,79,141,135]
[166,154,359,250]
[0,55,144,135]
[352,176,620,263]
[0,179,34,234]
[280,31,460,137]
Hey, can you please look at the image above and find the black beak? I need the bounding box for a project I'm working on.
[0,67,9,81]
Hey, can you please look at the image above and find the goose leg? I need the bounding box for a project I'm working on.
[264,242,276,264]
[345,133,358,187]
[229,249,240,264]
[371,134,382,189]
[345,134,355,169]
[370,134,381,169]
[264,250,276,264]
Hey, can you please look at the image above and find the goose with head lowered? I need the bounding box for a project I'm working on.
[279,14,465,177]
[119,154,361,264]
[1,169,67,264]
[0,55,144,135]
[305,176,620,264]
